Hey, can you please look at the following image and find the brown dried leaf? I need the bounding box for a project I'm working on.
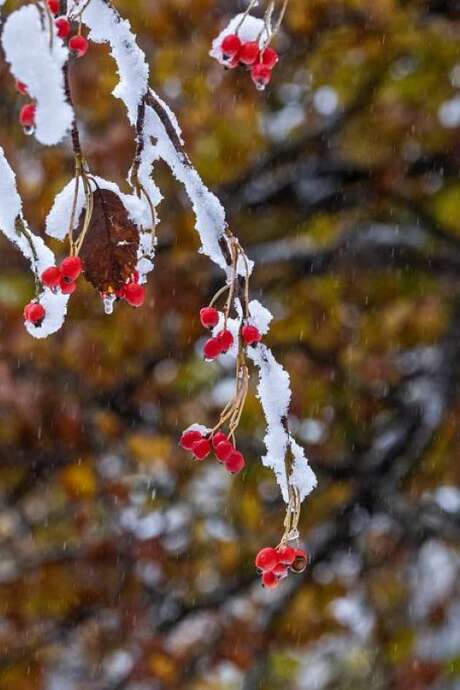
[77,188,139,293]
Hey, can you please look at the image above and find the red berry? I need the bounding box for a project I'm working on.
[251,64,272,90]
[55,17,70,39]
[277,546,296,565]
[255,547,279,572]
[192,438,211,461]
[273,562,289,578]
[124,283,145,308]
[239,41,260,65]
[60,256,82,282]
[15,80,28,96]
[23,302,46,326]
[261,571,279,589]
[69,35,89,58]
[261,47,279,69]
[48,0,59,15]
[60,277,76,295]
[215,440,234,462]
[200,306,219,329]
[131,270,140,283]
[41,266,61,288]
[203,337,222,360]
[217,329,233,352]
[242,324,262,346]
[225,450,245,474]
[19,103,36,128]
[221,34,242,58]
[180,429,203,450]
[212,431,227,449]
[291,548,309,574]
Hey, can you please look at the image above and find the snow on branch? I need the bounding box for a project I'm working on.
[2,4,73,145]
[144,92,233,273]
[0,147,69,337]
[0,0,316,576]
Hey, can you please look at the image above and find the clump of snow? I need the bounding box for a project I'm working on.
[210,14,269,65]
[247,343,317,502]
[289,437,318,502]
[182,423,210,437]
[0,147,54,273]
[25,289,70,340]
[144,100,231,272]
[248,299,273,335]
[247,344,291,501]
[46,178,86,241]
[2,5,73,146]
[81,0,149,125]
[0,147,69,338]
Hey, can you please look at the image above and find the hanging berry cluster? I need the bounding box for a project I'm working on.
[180,429,246,474]
[256,544,309,589]
[0,0,317,592]
[180,234,255,470]
[211,0,288,90]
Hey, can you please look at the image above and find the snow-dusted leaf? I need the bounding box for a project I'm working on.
[77,189,140,293]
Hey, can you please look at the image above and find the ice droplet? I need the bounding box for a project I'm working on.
[103,293,116,315]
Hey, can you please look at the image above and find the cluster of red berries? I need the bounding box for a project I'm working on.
[41,255,83,295]
[219,34,279,90]
[23,256,83,327]
[180,429,246,474]
[255,545,309,589]
[48,1,88,56]
[200,306,262,360]
[115,272,145,308]
[16,3,88,130]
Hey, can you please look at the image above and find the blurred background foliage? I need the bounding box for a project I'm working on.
[1,0,460,688]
